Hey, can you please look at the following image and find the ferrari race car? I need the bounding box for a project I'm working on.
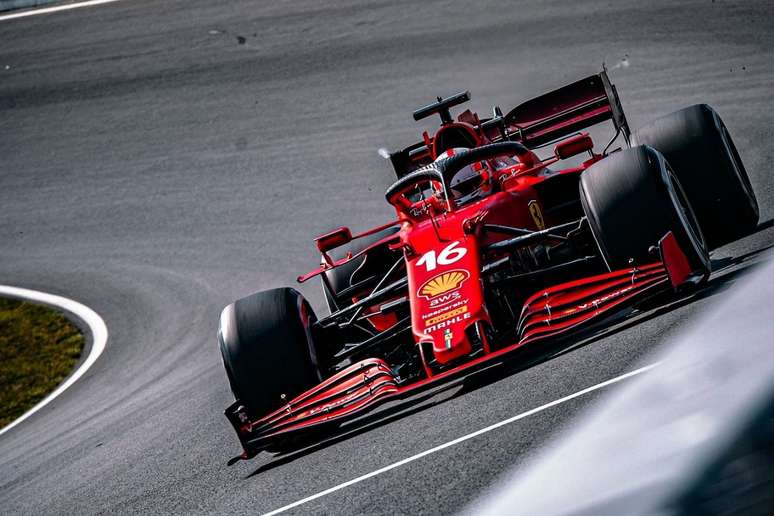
[219,70,758,464]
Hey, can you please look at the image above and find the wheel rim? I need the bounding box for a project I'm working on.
[716,114,759,218]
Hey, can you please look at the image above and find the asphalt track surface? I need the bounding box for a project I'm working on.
[1,1,773,514]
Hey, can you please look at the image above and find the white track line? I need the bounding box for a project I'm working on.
[262,362,659,515]
[0,285,108,436]
[0,0,126,22]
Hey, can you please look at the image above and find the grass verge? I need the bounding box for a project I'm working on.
[0,297,84,428]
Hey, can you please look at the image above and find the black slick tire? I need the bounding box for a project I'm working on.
[633,104,758,248]
[579,145,710,275]
[218,288,321,417]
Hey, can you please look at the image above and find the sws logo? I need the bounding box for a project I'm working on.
[429,291,462,308]
[418,270,469,299]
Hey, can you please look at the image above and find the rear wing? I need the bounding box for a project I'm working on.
[503,69,630,147]
[388,70,630,178]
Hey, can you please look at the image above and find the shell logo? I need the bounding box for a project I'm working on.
[418,270,469,299]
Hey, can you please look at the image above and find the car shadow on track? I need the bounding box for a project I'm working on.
[245,236,773,479]
[753,217,774,234]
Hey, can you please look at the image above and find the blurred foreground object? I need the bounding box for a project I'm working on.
[471,254,774,516]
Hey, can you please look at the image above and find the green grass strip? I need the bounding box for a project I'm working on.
[0,298,84,428]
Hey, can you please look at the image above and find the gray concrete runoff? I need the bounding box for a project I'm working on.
[469,254,774,516]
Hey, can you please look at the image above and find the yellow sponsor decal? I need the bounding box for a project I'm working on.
[425,306,468,327]
[419,270,469,299]
[528,200,545,230]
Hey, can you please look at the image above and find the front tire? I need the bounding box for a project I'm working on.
[580,145,710,274]
[633,104,758,248]
[218,288,321,417]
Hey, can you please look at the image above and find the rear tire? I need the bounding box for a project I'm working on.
[580,145,709,274]
[633,104,758,248]
[218,288,321,417]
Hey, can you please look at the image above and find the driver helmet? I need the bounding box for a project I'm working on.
[434,148,488,200]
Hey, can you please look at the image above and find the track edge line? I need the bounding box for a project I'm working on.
[0,285,108,437]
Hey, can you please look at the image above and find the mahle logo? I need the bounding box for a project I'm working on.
[418,270,469,299]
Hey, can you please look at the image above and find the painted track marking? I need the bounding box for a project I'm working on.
[0,0,127,22]
[0,285,108,436]
[262,362,659,515]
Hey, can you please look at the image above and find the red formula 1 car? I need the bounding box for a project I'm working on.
[219,70,758,464]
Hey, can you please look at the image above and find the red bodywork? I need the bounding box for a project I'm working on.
[225,71,706,462]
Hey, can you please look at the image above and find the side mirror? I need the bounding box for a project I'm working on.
[315,227,352,254]
[554,133,594,160]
